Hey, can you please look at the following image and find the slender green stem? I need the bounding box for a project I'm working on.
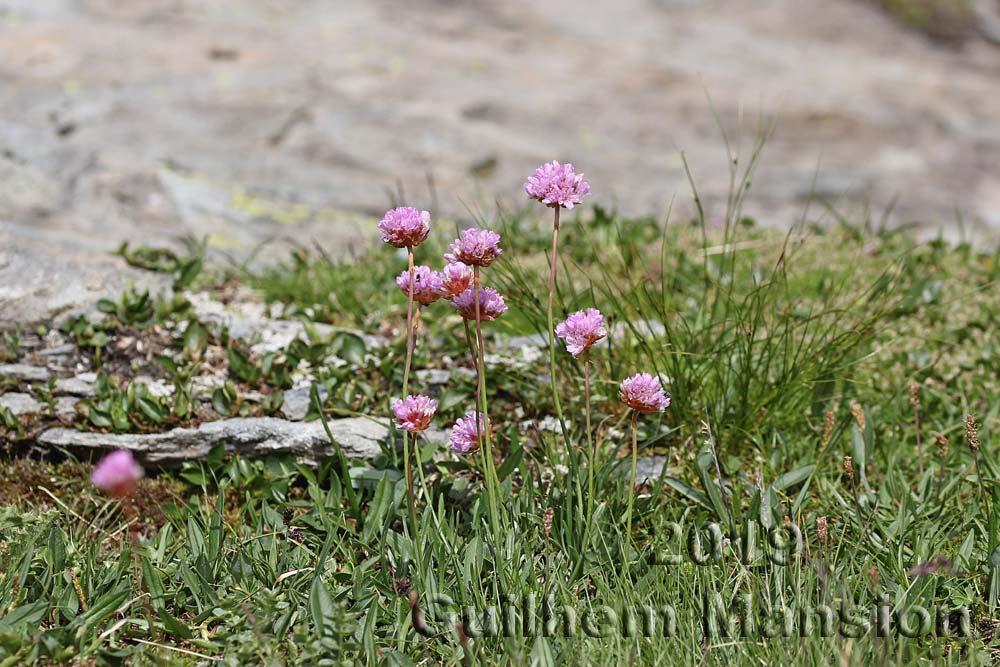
[401,248,422,564]
[473,267,503,542]
[625,410,639,554]
[547,206,570,448]
[584,350,595,522]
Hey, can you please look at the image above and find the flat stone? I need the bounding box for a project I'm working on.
[37,416,400,466]
[54,375,97,397]
[627,456,669,484]
[415,369,451,386]
[0,364,51,382]
[0,392,42,415]
[280,385,328,421]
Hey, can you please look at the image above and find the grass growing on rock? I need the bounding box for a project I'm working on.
[1,194,999,664]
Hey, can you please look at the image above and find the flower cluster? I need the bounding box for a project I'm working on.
[378,207,431,248]
[452,287,508,322]
[619,373,671,414]
[555,308,606,358]
[392,394,438,432]
[445,228,503,267]
[524,160,591,209]
[396,265,443,306]
[437,262,474,299]
[449,411,486,454]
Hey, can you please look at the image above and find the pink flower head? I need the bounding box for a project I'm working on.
[452,287,508,322]
[619,373,671,414]
[450,411,486,454]
[91,449,144,498]
[436,262,475,299]
[378,207,431,248]
[392,394,437,432]
[396,265,443,306]
[445,228,503,267]
[524,160,591,209]
[555,308,606,358]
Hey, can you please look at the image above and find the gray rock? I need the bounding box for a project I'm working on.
[0,364,51,382]
[280,385,328,421]
[0,392,42,415]
[415,369,451,386]
[627,456,669,484]
[37,416,395,466]
[54,375,97,397]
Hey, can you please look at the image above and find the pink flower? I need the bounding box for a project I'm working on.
[396,266,443,305]
[555,308,606,358]
[91,449,144,498]
[392,394,437,432]
[436,262,474,299]
[450,411,486,454]
[378,207,431,248]
[619,373,671,414]
[524,160,591,209]
[445,228,503,267]
[452,287,508,322]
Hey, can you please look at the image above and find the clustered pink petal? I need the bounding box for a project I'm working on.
[452,287,508,322]
[436,262,475,299]
[449,411,486,454]
[555,308,606,358]
[91,449,144,498]
[396,266,444,305]
[445,228,503,267]
[392,394,437,432]
[524,160,591,209]
[378,207,431,248]
[619,373,671,414]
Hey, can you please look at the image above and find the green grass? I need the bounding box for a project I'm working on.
[1,164,999,664]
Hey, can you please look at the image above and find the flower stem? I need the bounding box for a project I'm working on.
[547,206,571,448]
[402,248,422,563]
[473,267,503,542]
[625,410,639,554]
[584,350,595,520]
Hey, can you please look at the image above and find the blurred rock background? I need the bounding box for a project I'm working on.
[1,0,999,322]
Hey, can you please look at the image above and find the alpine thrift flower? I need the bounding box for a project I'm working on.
[437,262,474,299]
[378,207,431,248]
[392,394,438,432]
[555,308,606,358]
[524,160,591,209]
[619,373,671,414]
[92,449,144,498]
[450,411,486,454]
[452,287,508,322]
[396,265,443,305]
[445,228,503,267]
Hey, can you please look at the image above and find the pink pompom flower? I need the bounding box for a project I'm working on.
[392,394,437,432]
[396,266,443,305]
[445,228,503,267]
[91,449,144,498]
[378,207,431,248]
[619,373,671,414]
[555,308,606,358]
[436,262,474,299]
[524,160,591,209]
[450,411,486,454]
[452,287,508,322]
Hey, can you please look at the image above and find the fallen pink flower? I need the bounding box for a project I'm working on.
[92,449,144,498]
